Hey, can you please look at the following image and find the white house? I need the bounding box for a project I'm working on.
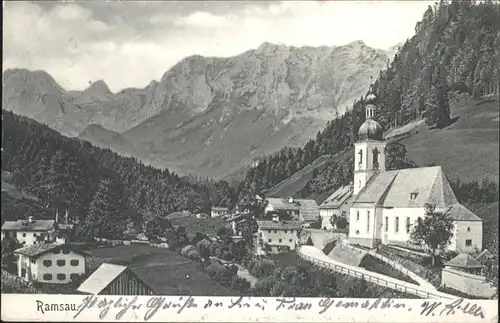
[254,220,302,255]
[1,217,55,246]
[319,184,353,230]
[346,94,483,253]
[264,197,320,227]
[14,242,88,284]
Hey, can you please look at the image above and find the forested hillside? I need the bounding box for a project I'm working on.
[373,0,499,129]
[238,0,500,201]
[2,111,237,238]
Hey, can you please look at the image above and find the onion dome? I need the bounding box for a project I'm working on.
[358,117,384,141]
[358,91,383,141]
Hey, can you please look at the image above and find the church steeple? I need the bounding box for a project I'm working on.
[353,91,387,195]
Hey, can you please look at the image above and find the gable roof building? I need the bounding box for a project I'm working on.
[77,263,154,295]
[320,184,353,210]
[265,197,320,223]
[346,92,483,253]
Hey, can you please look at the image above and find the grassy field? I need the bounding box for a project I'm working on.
[169,216,226,239]
[84,244,235,295]
[401,94,499,184]
[264,154,343,200]
[359,254,419,285]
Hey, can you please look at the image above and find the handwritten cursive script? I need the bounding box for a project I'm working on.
[420,298,485,319]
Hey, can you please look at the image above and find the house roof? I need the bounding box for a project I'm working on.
[2,219,55,232]
[319,185,353,209]
[444,203,482,222]
[77,263,128,294]
[266,198,320,221]
[14,242,89,258]
[257,220,303,230]
[353,166,458,208]
[445,253,484,269]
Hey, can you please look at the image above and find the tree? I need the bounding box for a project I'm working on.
[386,142,418,170]
[76,177,127,239]
[1,236,23,273]
[145,215,171,242]
[483,254,498,299]
[410,203,455,266]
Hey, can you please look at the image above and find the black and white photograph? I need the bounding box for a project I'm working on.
[1,0,499,321]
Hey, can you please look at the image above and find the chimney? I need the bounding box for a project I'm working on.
[272,214,279,222]
[288,197,294,203]
[65,209,69,224]
[55,209,59,223]
[28,216,34,224]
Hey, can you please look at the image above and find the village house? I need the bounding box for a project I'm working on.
[254,217,302,255]
[211,206,230,218]
[225,213,252,236]
[14,242,87,284]
[264,197,320,227]
[319,184,353,230]
[77,263,155,295]
[1,217,56,246]
[347,93,483,253]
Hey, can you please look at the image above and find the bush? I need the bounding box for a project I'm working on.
[247,258,277,278]
[252,276,278,296]
[230,276,250,294]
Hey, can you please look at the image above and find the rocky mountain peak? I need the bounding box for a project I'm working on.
[84,80,111,96]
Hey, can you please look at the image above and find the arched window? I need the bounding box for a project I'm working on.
[358,150,363,168]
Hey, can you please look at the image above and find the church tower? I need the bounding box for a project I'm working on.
[353,92,386,196]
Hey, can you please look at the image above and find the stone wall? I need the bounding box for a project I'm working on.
[441,267,496,298]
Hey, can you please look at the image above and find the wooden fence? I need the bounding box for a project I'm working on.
[296,247,454,300]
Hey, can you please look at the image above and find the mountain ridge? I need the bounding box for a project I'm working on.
[3,41,393,178]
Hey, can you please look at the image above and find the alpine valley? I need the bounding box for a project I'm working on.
[2,41,398,179]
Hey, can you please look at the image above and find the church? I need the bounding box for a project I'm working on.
[327,93,483,253]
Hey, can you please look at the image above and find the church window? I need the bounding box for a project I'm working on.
[367,211,370,232]
[356,211,360,221]
[395,217,399,233]
[465,239,472,246]
[410,192,418,200]
[467,227,471,232]
[358,150,363,167]
[406,217,411,233]
[385,217,388,232]
[358,180,362,188]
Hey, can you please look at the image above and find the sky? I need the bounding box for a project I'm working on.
[3,1,433,92]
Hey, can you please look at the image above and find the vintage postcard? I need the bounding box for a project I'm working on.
[1,0,499,322]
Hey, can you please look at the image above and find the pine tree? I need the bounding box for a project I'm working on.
[78,177,126,239]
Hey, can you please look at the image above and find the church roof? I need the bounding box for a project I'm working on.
[445,253,484,269]
[444,203,482,221]
[319,185,353,209]
[353,166,458,208]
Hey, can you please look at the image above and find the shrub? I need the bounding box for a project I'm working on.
[247,258,277,278]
